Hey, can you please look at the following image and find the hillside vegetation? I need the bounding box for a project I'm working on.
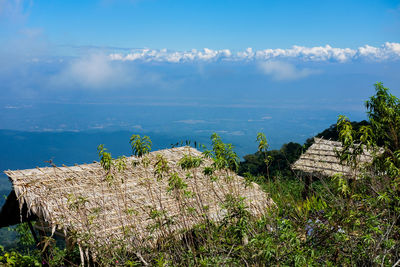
[1,83,400,266]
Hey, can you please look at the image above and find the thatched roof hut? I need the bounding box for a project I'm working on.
[0,146,273,255]
[292,137,378,177]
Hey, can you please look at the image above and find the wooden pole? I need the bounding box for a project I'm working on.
[302,173,312,200]
[36,222,50,267]
[27,221,39,244]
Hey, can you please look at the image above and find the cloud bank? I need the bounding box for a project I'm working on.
[259,61,320,80]
[47,53,179,90]
[48,53,135,89]
[109,42,400,63]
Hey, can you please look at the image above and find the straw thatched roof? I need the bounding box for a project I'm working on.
[292,137,378,177]
[2,146,273,251]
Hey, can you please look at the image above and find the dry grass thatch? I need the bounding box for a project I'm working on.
[292,137,379,177]
[4,146,273,252]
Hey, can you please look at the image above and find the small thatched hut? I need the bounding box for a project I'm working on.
[292,137,378,178]
[292,138,380,199]
[0,146,273,261]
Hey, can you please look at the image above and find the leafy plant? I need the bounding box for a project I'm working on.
[130,134,152,157]
[0,246,40,266]
[206,133,239,172]
[97,144,112,172]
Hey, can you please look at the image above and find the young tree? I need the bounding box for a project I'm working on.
[129,134,152,157]
[256,132,272,179]
[338,82,400,176]
[366,82,400,168]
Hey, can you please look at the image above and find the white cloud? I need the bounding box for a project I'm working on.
[50,53,133,89]
[110,48,234,63]
[358,45,383,59]
[259,61,320,81]
[214,130,245,136]
[69,54,116,87]
[358,42,400,60]
[109,43,400,63]
[0,0,32,22]
[47,52,189,91]
[175,119,207,124]
[385,42,400,54]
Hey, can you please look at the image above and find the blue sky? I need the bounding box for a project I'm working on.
[1,0,399,50]
[0,0,400,139]
[4,1,400,48]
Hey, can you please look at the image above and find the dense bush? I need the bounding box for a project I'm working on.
[239,142,303,179]
[0,245,40,266]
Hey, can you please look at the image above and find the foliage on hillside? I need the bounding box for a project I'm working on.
[238,120,371,180]
[239,142,303,178]
[1,82,400,266]
[304,120,370,148]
